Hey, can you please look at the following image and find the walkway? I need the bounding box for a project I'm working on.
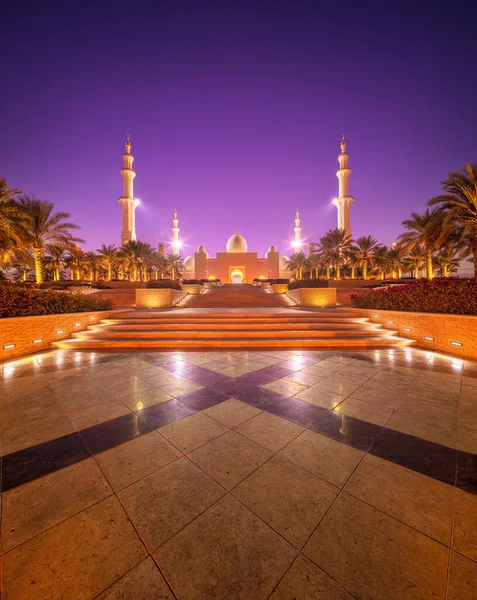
[1,345,476,598]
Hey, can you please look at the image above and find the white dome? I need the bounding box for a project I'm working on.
[183,255,195,271]
[226,231,247,253]
[279,255,290,270]
[267,245,277,256]
[197,245,206,254]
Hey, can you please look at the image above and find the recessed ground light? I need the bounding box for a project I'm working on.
[89,317,95,320]
[388,320,394,324]
[424,336,434,341]
[74,323,81,327]
[404,327,412,332]
[374,315,380,318]
[3,344,15,349]
[56,330,64,334]
[32,339,42,344]
[450,341,463,347]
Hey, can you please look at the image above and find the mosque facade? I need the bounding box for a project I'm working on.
[118,136,354,282]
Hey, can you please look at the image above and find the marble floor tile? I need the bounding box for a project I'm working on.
[280,371,324,386]
[95,557,175,599]
[460,403,477,431]
[304,492,448,600]
[234,411,304,452]
[349,385,403,408]
[176,386,229,410]
[1,458,112,552]
[463,374,477,388]
[263,379,307,397]
[95,431,182,491]
[136,398,197,429]
[311,377,360,397]
[203,397,262,427]
[278,430,364,488]
[345,454,453,544]
[452,488,477,562]
[159,412,228,453]
[119,387,175,411]
[3,414,76,456]
[397,396,459,425]
[386,411,458,448]
[311,410,382,451]
[233,455,338,548]
[119,457,225,550]
[446,551,477,600]
[140,372,184,387]
[155,494,297,600]
[269,554,354,600]
[158,379,203,398]
[80,412,152,454]
[69,402,131,430]
[2,496,147,600]
[333,397,393,426]
[188,430,273,490]
[295,385,346,409]
[457,426,477,453]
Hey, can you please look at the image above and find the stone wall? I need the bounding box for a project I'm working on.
[287,288,337,308]
[135,289,186,309]
[357,309,477,359]
[0,310,120,361]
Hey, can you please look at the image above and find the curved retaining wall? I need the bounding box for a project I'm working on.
[357,309,477,359]
[0,310,120,360]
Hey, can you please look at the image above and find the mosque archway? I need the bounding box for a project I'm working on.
[230,269,244,284]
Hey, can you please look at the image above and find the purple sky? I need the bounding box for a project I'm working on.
[2,1,476,259]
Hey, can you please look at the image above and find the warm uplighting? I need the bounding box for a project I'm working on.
[424,336,434,341]
[404,327,412,332]
[32,339,43,344]
[208,275,216,281]
[74,323,81,327]
[259,275,266,280]
[3,344,15,349]
[450,341,463,347]
[56,330,64,334]
[388,321,394,324]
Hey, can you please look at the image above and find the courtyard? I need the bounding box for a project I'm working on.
[1,344,476,599]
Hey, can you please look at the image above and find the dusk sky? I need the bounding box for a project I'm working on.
[2,1,476,258]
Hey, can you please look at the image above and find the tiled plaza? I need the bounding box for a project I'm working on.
[1,346,477,599]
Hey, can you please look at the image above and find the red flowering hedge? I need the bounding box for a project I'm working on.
[0,286,113,318]
[351,279,477,315]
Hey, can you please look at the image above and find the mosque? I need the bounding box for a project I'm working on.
[118,135,354,283]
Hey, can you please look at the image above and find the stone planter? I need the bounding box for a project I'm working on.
[135,289,186,309]
[287,288,337,308]
[271,283,288,294]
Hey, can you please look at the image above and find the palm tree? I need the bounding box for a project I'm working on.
[387,246,405,279]
[398,209,442,279]
[18,197,84,283]
[372,245,391,280]
[318,228,352,280]
[165,253,185,280]
[351,235,379,280]
[0,178,26,251]
[428,163,477,277]
[403,245,425,279]
[97,244,118,281]
[286,251,310,280]
[10,248,35,281]
[67,247,87,280]
[85,251,101,282]
[47,245,69,281]
[121,240,157,281]
[435,246,460,278]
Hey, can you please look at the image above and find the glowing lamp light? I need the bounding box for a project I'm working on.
[259,275,266,280]
[3,344,15,349]
[450,341,463,347]
[56,330,64,334]
[32,339,43,344]
[424,336,434,341]
[291,240,302,249]
[208,275,216,281]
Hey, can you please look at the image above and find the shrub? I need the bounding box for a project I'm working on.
[181,279,204,285]
[351,279,477,315]
[0,287,113,318]
[146,280,182,290]
[288,279,330,291]
[270,279,290,285]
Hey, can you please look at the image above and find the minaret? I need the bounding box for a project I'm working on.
[332,134,354,238]
[171,209,181,254]
[118,135,139,245]
[293,207,302,250]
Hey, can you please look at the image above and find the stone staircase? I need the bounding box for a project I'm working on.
[54,308,412,350]
[175,284,297,308]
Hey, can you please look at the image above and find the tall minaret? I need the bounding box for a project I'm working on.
[118,135,139,245]
[332,134,354,238]
[171,209,181,254]
[293,207,302,250]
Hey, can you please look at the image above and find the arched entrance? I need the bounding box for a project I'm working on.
[230,269,244,284]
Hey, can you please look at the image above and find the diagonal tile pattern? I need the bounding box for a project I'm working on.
[1,345,477,598]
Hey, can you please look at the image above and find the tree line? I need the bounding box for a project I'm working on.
[1,163,476,283]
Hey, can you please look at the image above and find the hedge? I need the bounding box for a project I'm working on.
[0,287,113,318]
[182,279,204,285]
[351,279,477,315]
[146,280,182,290]
[288,279,330,290]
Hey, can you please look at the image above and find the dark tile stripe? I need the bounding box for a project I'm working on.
[2,433,90,492]
[79,412,153,455]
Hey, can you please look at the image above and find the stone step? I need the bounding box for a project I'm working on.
[55,336,412,350]
[89,322,378,331]
[101,317,370,326]
[73,328,396,340]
